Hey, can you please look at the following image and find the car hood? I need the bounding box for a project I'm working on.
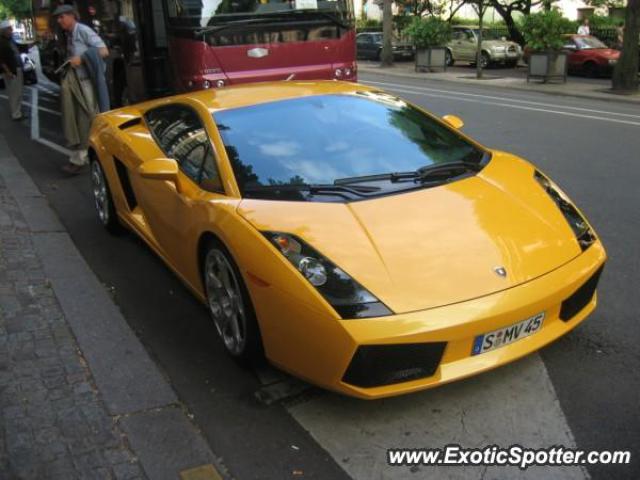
[237,152,582,313]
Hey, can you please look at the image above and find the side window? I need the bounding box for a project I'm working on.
[144,104,224,193]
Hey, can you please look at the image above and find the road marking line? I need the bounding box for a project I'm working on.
[365,79,640,119]
[30,88,38,140]
[289,354,588,480]
[24,86,71,156]
[1,93,62,116]
[370,85,640,127]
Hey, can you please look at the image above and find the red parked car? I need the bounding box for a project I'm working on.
[524,34,620,77]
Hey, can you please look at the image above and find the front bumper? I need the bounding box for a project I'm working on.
[490,50,521,62]
[262,240,606,399]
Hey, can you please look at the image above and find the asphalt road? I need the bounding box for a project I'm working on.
[2,72,639,479]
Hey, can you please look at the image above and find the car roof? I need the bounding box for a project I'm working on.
[132,81,380,113]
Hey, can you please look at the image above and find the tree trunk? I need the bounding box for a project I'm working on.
[381,0,394,67]
[490,2,525,45]
[612,0,639,92]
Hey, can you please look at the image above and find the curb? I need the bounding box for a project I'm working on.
[357,64,640,106]
[0,135,230,480]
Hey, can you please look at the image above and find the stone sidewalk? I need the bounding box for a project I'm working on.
[0,137,226,479]
[358,62,640,105]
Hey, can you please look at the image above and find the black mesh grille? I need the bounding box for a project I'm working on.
[559,266,604,321]
[342,342,447,388]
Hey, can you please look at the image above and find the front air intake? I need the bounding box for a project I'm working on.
[343,342,447,388]
[559,266,604,321]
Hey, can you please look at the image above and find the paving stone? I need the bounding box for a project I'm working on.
[0,176,147,479]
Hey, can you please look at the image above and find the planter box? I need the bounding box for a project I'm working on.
[527,52,568,83]
[415,47,447,72]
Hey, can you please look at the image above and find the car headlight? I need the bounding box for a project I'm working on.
[534,171,596,251]
[264,232,393,319]
[492,46,506,52]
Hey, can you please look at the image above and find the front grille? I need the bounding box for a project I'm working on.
[559,266,604,321]
[342,342,447,388]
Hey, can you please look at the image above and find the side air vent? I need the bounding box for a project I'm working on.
[114,158,137,211]
[118,117,141,130]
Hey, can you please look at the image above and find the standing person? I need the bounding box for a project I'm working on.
[53,4,109,175]
[0,20,25,121]
[577,18,590,36]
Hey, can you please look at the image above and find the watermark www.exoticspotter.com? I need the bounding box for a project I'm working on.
[387,444,632,470]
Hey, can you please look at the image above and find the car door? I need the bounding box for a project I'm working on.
[460,28,478,62]
[356,34,370,59]
[450,30,464,60]
[562,39,581,71]
[138,104,225,276]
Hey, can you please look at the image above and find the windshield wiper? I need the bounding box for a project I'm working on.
[244,183,380,198]
[334,161,482,186]
[196,17,281,37]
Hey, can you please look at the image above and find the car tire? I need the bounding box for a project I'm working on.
[505,59,518,68]
[583,62,597,78]
[202,239,264,366]
[445,49,454,66]
[375,48,382,61]
[90,158,123,234]
[480,52,490,69]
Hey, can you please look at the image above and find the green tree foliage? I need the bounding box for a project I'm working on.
[0,0,31,19]
[521,9,568,51]
[405,16,452,48]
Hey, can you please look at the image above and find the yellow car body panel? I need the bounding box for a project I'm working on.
[89,80,606,399]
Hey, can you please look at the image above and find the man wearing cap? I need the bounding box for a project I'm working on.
[0,20,25,121]
[54,4,109,175]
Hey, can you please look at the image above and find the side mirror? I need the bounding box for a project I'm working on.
[442,114,464,129]
[138,158,182,192]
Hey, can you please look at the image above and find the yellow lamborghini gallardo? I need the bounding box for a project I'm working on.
[89,81,606,399]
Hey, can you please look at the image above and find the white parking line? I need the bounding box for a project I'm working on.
[364,81,640,127]
[364,80,640,119]
[289,355,588,480]
[27,87,71,156]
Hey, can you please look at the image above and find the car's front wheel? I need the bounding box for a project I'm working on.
[90,159,122,234]
[203,240,264,365]
[479,52,490,69]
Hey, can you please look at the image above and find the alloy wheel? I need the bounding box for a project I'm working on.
[91,161,110,225]
[205,248,247,356]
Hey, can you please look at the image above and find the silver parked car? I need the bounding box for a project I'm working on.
[446,27,522,68]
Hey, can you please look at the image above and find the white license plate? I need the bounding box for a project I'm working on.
[472,312,545,355]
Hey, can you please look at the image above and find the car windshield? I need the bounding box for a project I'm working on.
[574,36,607,49]
[166,0,352,28]
[214,93,485,198]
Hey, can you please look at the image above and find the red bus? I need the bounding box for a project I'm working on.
[35,0,356,105]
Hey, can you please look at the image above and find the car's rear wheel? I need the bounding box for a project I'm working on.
[445,49,454,66]
[90,159,122,234]
[203,240,264,365]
